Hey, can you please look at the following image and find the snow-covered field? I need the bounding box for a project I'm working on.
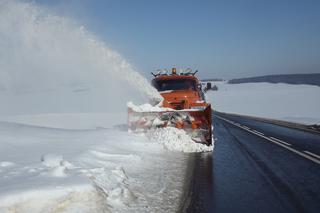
[0,113,196,212]
[0,1,212,212]
[206,81,320,125]
[0,105,212,212]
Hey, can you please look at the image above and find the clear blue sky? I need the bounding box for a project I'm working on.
[35,0,320,79]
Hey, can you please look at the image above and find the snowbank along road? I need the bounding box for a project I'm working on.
[0,112,212,212]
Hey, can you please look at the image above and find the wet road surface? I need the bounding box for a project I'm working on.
[185,112,320,213]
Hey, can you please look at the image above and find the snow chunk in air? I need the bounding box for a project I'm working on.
[40,154,74,177]
[41,154,64,168]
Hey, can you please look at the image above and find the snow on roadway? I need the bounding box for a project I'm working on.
[0,113,212,212]
[150,127,213,153]
[206,81,320,125]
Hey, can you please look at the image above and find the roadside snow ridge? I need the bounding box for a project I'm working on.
[149,127,213,152]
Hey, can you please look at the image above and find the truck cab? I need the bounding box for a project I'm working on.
[128,68,212,145]
[151,70,207,110]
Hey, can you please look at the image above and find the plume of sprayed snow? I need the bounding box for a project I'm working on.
[0,0,161,103]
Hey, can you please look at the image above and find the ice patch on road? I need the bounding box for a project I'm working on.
[149,127,213,153]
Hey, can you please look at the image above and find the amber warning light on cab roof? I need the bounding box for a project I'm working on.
[151,67,198,77]
[172,67,177,75]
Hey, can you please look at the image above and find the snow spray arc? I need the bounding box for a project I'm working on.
[0,0,161,102]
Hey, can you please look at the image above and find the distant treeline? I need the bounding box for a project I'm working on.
[201,78,224,82]
[228,73,320,86]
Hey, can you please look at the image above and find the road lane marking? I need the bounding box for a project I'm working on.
[215,115,320,165]
[304,151,320,160]
[242,126,251,130]
[252,130,264,136]
[270,137,292,146]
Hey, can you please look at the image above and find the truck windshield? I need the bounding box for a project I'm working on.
[152,79,197,91]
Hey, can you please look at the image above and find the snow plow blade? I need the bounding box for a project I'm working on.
[128,105,212,145]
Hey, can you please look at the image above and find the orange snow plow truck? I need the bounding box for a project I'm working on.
[128,68,212,145]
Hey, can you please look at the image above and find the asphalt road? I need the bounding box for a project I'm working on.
[184,112,320,213]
